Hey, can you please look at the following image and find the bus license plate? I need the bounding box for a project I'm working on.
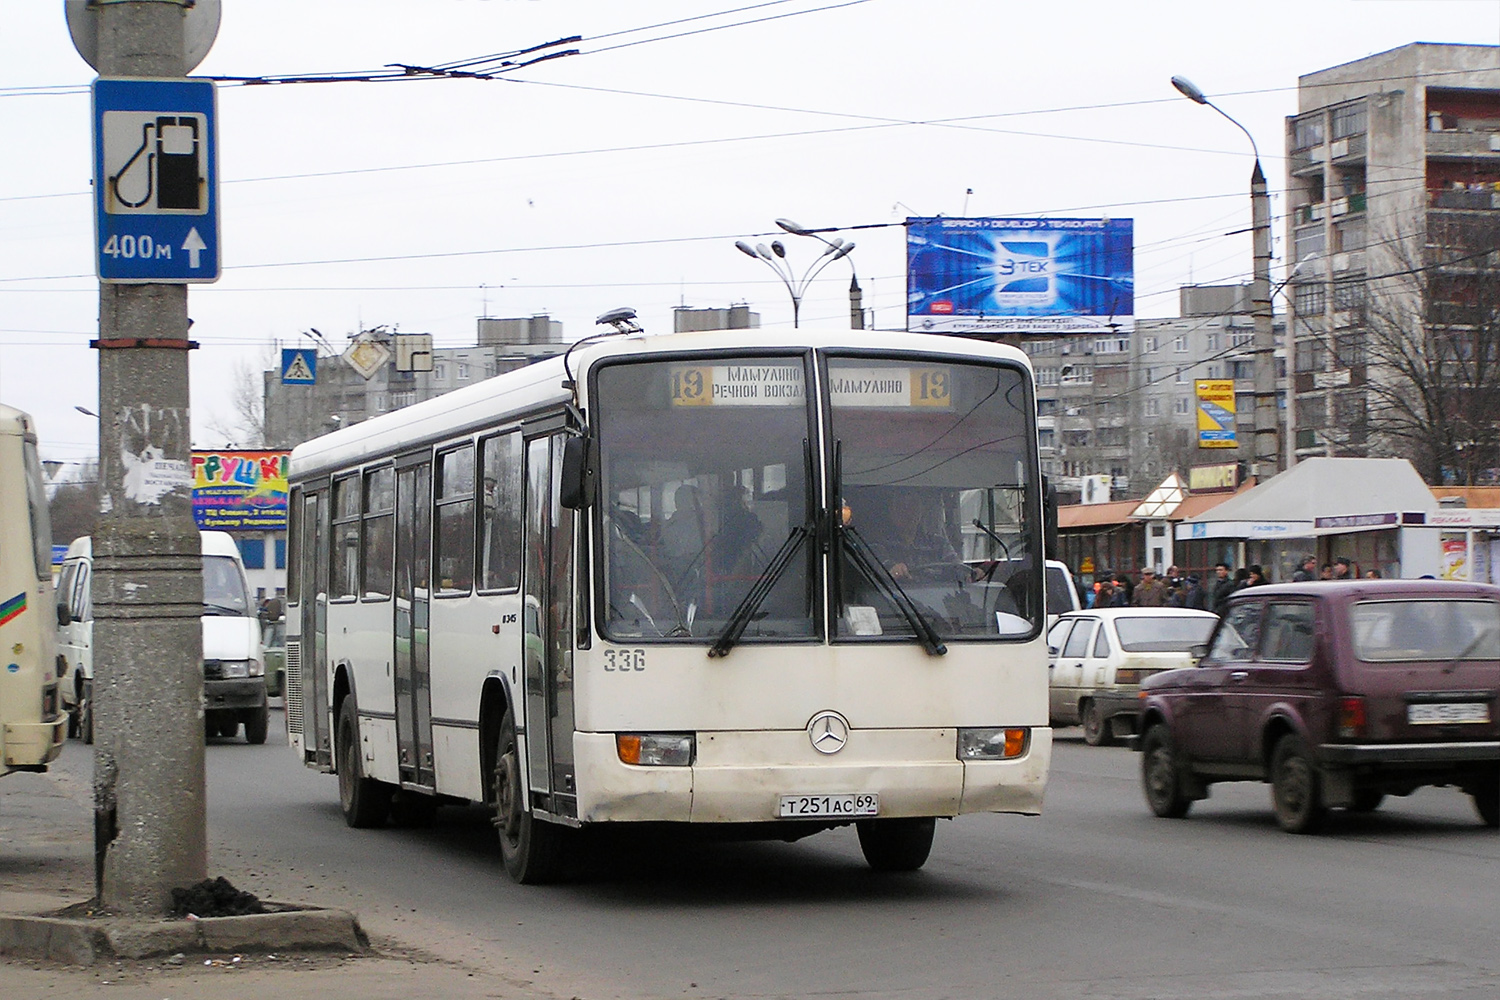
[1408,702,1491,725]
[778,793,879,818]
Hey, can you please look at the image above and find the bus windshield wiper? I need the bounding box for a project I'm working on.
[841,524,948,656]
[202,601,244,616]
[708,524,810,659]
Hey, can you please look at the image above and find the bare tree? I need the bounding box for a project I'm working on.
[48,480,99,547]
[206,350,274,448]
[1359,213,1500,484]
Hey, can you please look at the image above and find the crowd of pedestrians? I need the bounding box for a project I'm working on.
[1079,553,1377,616]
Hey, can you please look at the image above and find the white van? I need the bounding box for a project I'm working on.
[55,531,268,743]
[1044,559,1082,630]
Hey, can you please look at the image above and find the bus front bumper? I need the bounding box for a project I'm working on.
[3,719,66,768]
[573,727,1050,824]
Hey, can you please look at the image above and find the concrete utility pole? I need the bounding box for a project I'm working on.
[91,0,207,914]
[1249,161,1279,475]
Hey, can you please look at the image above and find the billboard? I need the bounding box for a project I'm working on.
[190,450,290,530]
[1194,380,1237,449]
[906,217,1133,333]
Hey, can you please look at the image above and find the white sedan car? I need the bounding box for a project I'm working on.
[1047,607,1219,746]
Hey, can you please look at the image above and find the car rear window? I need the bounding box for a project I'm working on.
[1349,599,1500,662]
[1114,615,1216,652]
[1046,566,1076,616]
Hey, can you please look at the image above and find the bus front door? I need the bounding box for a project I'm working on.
[394,459,434,787]
[522,435,577,817]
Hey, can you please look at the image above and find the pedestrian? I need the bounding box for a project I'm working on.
[1094,580,1115,608]
[1183,573,1208,610]
[1319,563,1335,580]
[1132,567,1168,607]
[1166,564,1183,588]
[1209,562,1236,616]
[1332,557,1353,580]
[1113,571,1135,604]
[1364,568,1381,579]
[1243,564,1267,587]
[1291,554,1318,582]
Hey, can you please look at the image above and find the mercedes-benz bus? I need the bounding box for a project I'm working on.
[286,323,1051,882]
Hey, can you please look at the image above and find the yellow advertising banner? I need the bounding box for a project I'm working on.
[1194,379,1237,449]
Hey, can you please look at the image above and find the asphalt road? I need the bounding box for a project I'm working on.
[43,712,1500,1000]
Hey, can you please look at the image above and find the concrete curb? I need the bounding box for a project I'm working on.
[0,907,366,964]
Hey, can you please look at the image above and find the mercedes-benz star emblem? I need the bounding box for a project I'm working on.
[807,711,850,755]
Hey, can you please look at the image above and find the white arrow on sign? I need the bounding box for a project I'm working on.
[182,228,207,268]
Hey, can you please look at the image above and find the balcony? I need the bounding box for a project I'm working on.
[1426,129,1500,159]
[1331,192,1367,216]
[1430,188,1500,210]
[1329,133,1367,163]
[1289,145,1326,176]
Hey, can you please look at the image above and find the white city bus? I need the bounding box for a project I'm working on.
[0,403,66,777]
[286,324,1052,881]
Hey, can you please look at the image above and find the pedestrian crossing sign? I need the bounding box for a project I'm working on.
[281,348,316,385]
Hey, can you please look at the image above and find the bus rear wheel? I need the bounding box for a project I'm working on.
[493,706,565,884]
[856,817,936,872]
[336,698,392,828]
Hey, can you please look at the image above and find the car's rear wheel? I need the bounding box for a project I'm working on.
[857,817,936,872]
[1081,700,1113,747]
[1270,734,1326,834]
[1141,724,1191,818]
[1473,774,1499,829]
[243,704,269,745]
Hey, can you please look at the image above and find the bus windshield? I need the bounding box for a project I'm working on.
[595,356,815,643]
[829,356,1040,642]
[22,437,52,580]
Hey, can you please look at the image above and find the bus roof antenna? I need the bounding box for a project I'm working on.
[561,308,643,401]
[595,307,643,335]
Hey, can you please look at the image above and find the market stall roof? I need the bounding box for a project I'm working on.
[1058,480,1250,530]
[1176,457,1436,540]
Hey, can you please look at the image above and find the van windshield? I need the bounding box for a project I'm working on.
[203,555,251,616]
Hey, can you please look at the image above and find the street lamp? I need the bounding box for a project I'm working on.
[734,221,858,328]
[775,218,865,329]
[1172,75,1280,476]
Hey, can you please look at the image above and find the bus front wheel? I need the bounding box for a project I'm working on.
[493,706,565,884]
[856,817,936,872]
[336,698,392,828]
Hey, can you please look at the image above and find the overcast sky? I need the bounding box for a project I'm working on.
[3,0,1498,462]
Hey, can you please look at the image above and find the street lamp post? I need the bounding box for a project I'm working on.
[734,221,858,329]
[1172,75,1281,476]
[775,218,865,329]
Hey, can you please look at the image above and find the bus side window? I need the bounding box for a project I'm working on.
[286,488,301,605]
[436,445,476,596]
[478,431,522,592]
[331,475,361,600]
[362,467,395,600]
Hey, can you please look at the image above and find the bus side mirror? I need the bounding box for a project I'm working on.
[559,434,595,510]
[1041,474,1060,561]
[56,604,71,627]
[1190,643,1208,660]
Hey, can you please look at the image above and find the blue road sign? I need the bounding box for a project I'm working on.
[93,78,220,283]
[281,349,317,385]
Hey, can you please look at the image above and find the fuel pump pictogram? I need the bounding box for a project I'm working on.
[102,112,206,214]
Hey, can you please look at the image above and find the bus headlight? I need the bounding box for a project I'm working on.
[617,733,694,766]
[957,728,1029,760]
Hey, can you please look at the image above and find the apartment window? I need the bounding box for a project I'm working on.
[1336,219,1365,252]
[1036,367,1059,386]
[1142,336,1159,353]
[1038,428,1055,449]
[1064,430,1092,447]
[389,390,415,409]
[433,363,448,381]
[457,363,471,380]
[1334,331,1367,366]
[1173,397,1191,416]
[1295,227,1327,262]
[1206,364,1221,379]
[1023,339,1057,356]
[1296,338,1327,373]
[1204,332,1220,351]
[1144,367,1158,385]
[1062,365,1093,385]
[1145,430,1159,447]
[1037,398,1058,416]
[1144,397,1161,417]
[1294,283,1326,315]
[238,538,266,570]
[1097,427,1127,447]
[1293,114,1324,150]
[1175,369,1189,385]
[1231,332,1253,349]
[1334,391,1366,426]
[1333,281,1365,312]
[1331,101,1366,139]
[1095,335,1130,354]
[1296,394,1325,429]
[1173,335,1188,353]
[1230,360,1254,381]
